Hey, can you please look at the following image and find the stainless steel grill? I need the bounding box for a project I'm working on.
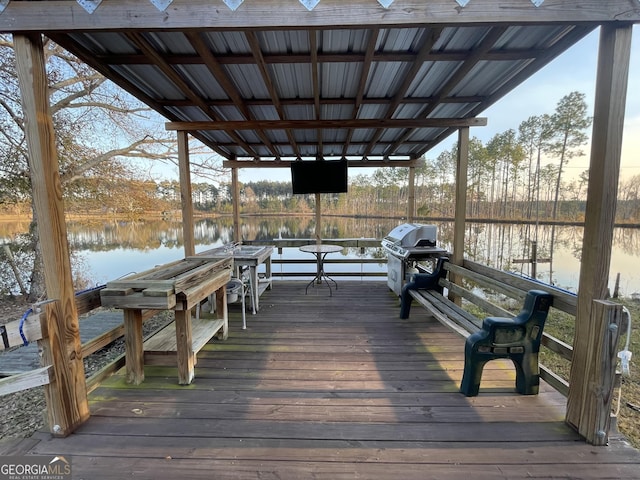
[382,223,448,295]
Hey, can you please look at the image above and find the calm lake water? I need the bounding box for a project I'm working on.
[3,215,640,296]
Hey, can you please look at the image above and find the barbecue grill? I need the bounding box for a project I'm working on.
[382,223,448,295]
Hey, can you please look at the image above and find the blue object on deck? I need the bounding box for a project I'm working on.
[460,289,553,396]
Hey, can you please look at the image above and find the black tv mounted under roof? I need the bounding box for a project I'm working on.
[290,160,348,194]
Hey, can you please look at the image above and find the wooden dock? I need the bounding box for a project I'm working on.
[0,310,124,376]
[20,281,640,478]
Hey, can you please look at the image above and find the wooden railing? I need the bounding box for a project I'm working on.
[0,288,164,397]
[244,238,387,278]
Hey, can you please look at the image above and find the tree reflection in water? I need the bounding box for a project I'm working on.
[4,216,640,296]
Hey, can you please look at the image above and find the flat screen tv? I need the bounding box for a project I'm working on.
[291,160,348,194]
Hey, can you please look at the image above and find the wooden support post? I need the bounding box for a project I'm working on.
[37,302,86,436]
[567,24,632,441]
[175,308,194,385]
[14,33,89,437]
[178,130,195,257]
[232,167,241,243]
[512,240,551,278]
[315,192,322,245]
[407,166,416,223]
[123,309,144,384]
[450,127,469,305]
[576,300,623,445]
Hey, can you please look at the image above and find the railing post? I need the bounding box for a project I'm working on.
[566,300,622,445]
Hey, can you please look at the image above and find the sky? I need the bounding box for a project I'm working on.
[155,25,640,185]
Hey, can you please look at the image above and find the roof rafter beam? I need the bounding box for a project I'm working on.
[166,117,487,131]
[362,27,444,159]
[415,24,597,157]
[222,158,425,169]
[215,140,432,148]
[309,29,322,157]
[156,94,487,108]
[124,31,260,158]
[386,26,508,156]
[245,30,301,158]
[185,31,281,159]
[47,32,234,159]
[341,27,379,159]
[93,49,547,66]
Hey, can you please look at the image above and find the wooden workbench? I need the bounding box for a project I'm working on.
[100,256,232,385]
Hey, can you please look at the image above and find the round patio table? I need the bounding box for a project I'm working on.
[299,244,342,296]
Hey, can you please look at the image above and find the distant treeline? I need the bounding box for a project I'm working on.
[3,162,639,225]
[3,91,638,223]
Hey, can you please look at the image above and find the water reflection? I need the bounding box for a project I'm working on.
[3,217,640,295]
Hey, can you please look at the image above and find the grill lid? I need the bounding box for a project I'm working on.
[382,223,445,259]
[384,223,437,248]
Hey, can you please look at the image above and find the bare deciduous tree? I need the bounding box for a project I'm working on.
[0,35,225,299]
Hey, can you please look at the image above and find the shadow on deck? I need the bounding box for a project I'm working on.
[20,281,640,478]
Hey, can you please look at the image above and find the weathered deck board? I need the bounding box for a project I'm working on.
[26,281,640,479]
[0,310,124,376]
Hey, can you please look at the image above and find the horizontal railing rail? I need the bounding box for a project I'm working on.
[244,238,388,278]
[243,238,383,249]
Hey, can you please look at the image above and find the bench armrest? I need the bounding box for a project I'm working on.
[399,257,448,319]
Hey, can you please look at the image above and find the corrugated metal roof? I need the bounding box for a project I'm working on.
[44,19,599,163]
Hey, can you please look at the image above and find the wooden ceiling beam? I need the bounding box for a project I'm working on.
[185,31,281,159]
[125,31,260,158]
[156,95,486,108]
[2,0,638,31]
[362,27,444,159]
[341,27,379,159]
[212,140,431,148]
[93,49,547,66]
[166,117,487,131]
[47,32,234,159]
[223,158,425,169]
[309,30,322,157]
[386,26,508,155]
[415,24,596,157]
[245,30,301,158]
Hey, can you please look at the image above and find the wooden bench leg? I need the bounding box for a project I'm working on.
[124,309,144,385]
[175,308,194,385]
[216,285,229,340]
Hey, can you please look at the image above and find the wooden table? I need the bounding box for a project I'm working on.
[299,244,343,296]
[194,245,274,314]
[100,256,232,385]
